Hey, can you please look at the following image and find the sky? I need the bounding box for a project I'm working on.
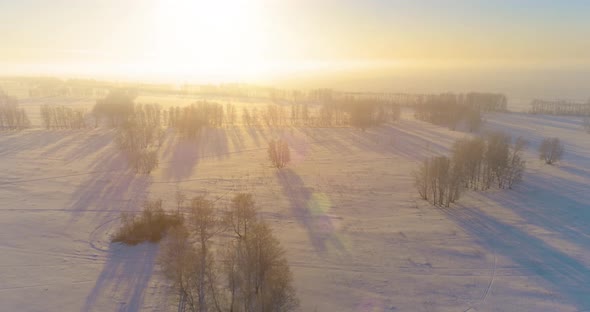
[1,0,590,97]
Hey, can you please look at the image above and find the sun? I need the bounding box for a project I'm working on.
[149,0,270,81]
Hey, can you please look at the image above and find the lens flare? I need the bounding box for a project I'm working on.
[306,192,351,255]
[357,296,387,312]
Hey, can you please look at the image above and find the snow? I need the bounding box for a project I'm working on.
[1,97,589,311]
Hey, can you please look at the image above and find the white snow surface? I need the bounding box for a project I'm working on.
[1,98,589,312]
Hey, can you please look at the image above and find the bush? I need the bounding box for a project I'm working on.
[112,199,183,245]
[538,137,564,165]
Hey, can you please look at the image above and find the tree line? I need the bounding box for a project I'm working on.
[40,105,87,129]
[242,99,400,130]
[530,99,590,116]
[414,132,527,206]
[414,93,507,132]
[166,102,224,138]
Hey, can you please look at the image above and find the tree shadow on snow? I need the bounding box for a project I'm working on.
[82,243,159,312]
[479,171,590,261]
[161,128,230,181]
[276,168,347,255]
[443,203,590,310]
[0,130,71,157]
[68,145,151,223]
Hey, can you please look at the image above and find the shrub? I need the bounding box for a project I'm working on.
[538,137,564,165]
[112,199,183,245]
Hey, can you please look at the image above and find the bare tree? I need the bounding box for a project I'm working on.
[225,193,258,239]
[268,139,291,169]
[176,188,187,214]
[413,159,430,201]
[188,196,222,312]
[238,222,299,312]
[485,132,510,189]
[159,225,197,311]
[222,193,299,312]
[539,137,564,165]
[504,137,527,189]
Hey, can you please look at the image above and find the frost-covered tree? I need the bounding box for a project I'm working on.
[504,137,527,189]
[222,194,299,312]
[414,156,461,206]
[159,194,299,312]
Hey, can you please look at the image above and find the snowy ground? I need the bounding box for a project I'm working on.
[1,97,589,312]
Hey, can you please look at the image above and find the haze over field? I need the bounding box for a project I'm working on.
[1,1,590,312]
[2,0,590,100]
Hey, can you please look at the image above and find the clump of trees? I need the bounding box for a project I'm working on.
[268,139,291,168]
[114,103,165,174]
[40,105,86,129]
[318,98,400,129]
[262,103,288,127]
[414,133,527,206]
[0,94,30,130]
[414,93,506,132]
[414,156,462,206]
[115,122,162,174]
[538,137,564,165]
[167,101,224,138]
[112,199,183,245]
[159,193,299,312]
[92,90,136,127]
[414,93,493,132]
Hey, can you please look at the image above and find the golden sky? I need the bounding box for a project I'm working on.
[1,0,590,84]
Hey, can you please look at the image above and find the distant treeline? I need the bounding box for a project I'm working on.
[414,93,507,131]
[241,99,400,129]
[530,99,590,116]
[93,89,401,132]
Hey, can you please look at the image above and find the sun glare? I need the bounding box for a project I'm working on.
[149,0,270,81]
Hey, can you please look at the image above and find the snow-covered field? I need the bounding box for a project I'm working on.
[1,97,589,312]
